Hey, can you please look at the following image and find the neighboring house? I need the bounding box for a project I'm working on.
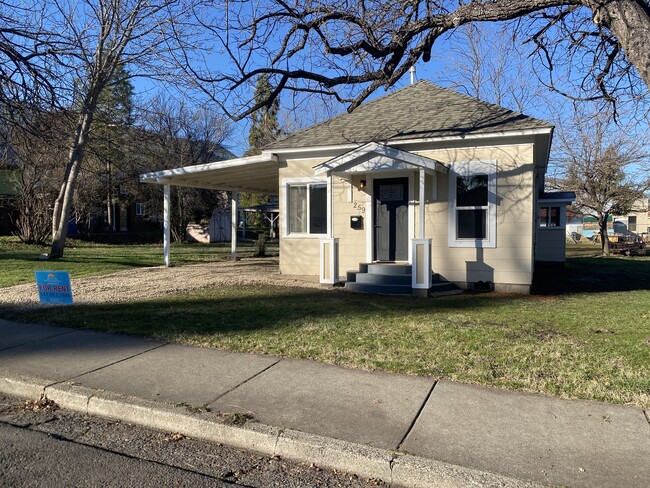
[141,81,573,294]
[615,198,650,240]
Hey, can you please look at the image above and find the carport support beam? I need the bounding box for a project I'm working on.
[163,184,170,267]
[231,193,238,260]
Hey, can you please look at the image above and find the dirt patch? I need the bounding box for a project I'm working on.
[0,258,324,307]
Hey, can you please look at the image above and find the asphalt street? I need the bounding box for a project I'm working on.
[0,394,384,488]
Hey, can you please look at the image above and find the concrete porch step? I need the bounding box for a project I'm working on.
[344,282,413,295]
[345,263,453,296]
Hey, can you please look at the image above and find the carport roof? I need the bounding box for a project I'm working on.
[139,153,279,194]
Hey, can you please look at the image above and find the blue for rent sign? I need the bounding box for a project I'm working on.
[34,271,73,304]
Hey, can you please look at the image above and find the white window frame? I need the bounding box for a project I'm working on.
[135,203,145,216]
[448,160,497,248]
[282,177,328,238]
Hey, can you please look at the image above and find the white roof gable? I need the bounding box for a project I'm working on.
[313,142,448,175]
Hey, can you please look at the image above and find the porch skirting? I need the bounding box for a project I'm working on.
[320,238,340,284]
[411,239,432,290]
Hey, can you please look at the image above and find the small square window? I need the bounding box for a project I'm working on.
[540,206,560,227]
[135,203,145,216]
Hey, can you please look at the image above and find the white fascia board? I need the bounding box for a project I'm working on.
[313,142,382,174]
[271,128,554,157]
[539,197,575,204]
[139,153,278,184]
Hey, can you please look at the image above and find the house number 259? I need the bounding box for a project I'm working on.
[353,202,366,213]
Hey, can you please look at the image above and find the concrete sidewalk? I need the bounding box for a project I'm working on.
[0,318,647,488]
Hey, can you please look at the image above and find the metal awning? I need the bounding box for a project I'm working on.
[139,153,279,194]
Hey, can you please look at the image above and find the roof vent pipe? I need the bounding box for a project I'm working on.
[409,66,416,85]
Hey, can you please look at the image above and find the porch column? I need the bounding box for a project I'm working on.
[419,168,426,239]
[231,193,238,260]
[412,168,431,294]
[163,184,170,267]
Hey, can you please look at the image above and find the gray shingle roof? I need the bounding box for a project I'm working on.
[266,81,552,150]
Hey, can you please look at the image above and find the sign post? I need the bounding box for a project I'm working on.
[34,271,73,305]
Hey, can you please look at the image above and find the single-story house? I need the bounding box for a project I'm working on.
[140,81,573,294]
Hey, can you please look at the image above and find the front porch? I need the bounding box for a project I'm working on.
[313,143,450,296]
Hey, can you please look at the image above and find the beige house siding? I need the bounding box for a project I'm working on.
[279,141,537,291]
[417,143,535,290]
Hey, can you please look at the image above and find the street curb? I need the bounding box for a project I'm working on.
[0,373,543,488]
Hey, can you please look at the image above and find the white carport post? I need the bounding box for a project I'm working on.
[163,184,171,267]
[231,193,238,260]
[412,168,432,294]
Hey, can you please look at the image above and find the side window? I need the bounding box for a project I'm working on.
[539,206,560,227]
[286,181,327,236]
[628,216,637,232]
[449,161,496,248]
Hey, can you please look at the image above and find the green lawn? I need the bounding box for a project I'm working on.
[1,239,648,407]
[0,236,276,288]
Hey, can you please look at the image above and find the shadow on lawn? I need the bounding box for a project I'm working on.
[532,255,650,295]
[0,286,512,339]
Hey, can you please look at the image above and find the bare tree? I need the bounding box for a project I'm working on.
[441,23,544,114]
[188,0,650,119]
[0,114,67,244]
[46,0,196,258]
[0,1,61,123]
[551,107,650,255]
[140,94,233,242]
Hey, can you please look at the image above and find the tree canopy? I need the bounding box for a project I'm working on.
[189,0,650,119]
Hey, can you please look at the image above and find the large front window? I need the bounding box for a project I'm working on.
[448,160,497,248]
[287,182,327,235]
[456,174,488,239]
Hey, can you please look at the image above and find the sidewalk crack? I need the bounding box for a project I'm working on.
[60,342,170,384]
[205,358,282,406]
[395,380,437,451]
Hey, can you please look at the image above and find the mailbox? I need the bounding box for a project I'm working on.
[350,215,364,230]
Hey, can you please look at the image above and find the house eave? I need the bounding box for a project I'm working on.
[268,127,554,156]
[139,153,280,194]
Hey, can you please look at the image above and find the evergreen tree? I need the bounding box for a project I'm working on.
[240,74,281,226]
[77,64,135,237]
[245,74,280,156]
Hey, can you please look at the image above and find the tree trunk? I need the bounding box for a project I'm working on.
[50,110,95,258]
[585,0,650,90]
[599,213,610,256]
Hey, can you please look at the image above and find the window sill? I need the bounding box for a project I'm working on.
[283,234,328,239]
